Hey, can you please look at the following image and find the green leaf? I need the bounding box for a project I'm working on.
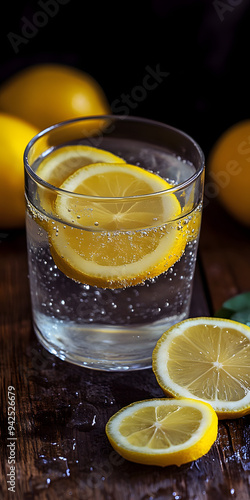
[231,309,250,327]
[222,292,250,312]
[215,292,250,326]
[215,307,234,320]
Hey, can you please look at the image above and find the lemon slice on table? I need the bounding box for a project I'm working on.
[35,145,126,214]
[48,162,188,289]
[105,398,218,467]
[152,317,250,419]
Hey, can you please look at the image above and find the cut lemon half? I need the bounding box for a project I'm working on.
[36,145,126,214]
[152,317,250,419]
[48,162,189,288]
[105,398,218,467]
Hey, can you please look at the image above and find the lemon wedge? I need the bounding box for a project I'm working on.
[152,317,250,419]
[48,162,188,288]
[105,398,218,467]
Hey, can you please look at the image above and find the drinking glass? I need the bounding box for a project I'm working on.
[24,115,205,371]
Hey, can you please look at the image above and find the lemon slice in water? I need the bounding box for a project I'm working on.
[36,144,126,214]
[48,161,188,288]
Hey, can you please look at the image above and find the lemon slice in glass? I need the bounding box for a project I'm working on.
[36,145,126,214]
[152,317,250,419]
[48,162,187,289]
[105,398,218,467]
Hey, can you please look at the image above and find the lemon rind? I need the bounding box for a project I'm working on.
[105,398,218,467]
[152,317,250,419]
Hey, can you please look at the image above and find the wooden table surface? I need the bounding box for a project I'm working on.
[1,198,250,500]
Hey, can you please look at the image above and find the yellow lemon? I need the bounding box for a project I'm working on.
[0,113,38,228]
[208,120,250,226]
[105,398,218,467]
[0,63,110,131]
[35,145,126,215]
[47,161,189,289]
[152,317,250,419]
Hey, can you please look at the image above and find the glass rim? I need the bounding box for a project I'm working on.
[24,114,205,201]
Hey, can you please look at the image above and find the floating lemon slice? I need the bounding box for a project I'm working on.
[48,162,188,289]
[36,145,126,214]
[152,317,250,419]
[105,398,218,467]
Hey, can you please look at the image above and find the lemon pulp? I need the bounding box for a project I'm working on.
[36,145,126,214]
[153,317,250,418]
[106,398,218,466]
[48,161,190,288]
[36,145,126,187]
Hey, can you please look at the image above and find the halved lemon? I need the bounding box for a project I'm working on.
[152,317,250,419]
[105,398,218,467]
[48,162,190,288]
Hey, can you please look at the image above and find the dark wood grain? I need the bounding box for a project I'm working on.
[1,200,250,500]
[199,199,250,313]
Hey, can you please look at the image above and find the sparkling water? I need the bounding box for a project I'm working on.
[26,138,202,370]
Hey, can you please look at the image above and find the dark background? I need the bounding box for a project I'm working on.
[1,0,250,159]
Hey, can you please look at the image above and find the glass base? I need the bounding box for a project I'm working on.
[34,326,153,371]
[32,313,187,371]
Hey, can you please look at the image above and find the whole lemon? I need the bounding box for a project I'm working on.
[0,113,38,229]
[207,120,250,226]
[0,64,111,131]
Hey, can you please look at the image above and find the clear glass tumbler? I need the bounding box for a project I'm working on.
[24,115,205,371]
